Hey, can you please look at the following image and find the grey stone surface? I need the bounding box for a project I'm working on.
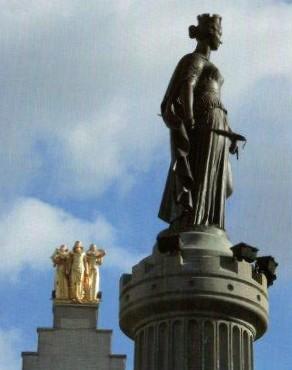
[134,317,253,370]
[22,303,126,370]
[119,228,269,370]
[157,225,233,257]
[53,303,98,329]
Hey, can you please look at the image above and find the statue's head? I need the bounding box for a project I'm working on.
[59,244,68,253]
[73,240,83,253]
[189,13,222,51]
[89,243,97,252]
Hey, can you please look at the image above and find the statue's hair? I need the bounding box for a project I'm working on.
[189,25,200,39]
[73,240,83,250]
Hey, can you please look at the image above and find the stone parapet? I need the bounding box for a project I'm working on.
[119,228,269,370]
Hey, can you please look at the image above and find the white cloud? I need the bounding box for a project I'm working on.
[0,0,290,276]
[0,328,21,370]
[0,197,141,279]
[0,0,75,20]
[0,1,289,275]
[49,97,165,198]
[0,0,290,282]
[224,74,292,279]
[0,0,292,201]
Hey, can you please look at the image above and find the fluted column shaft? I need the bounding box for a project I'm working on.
[134,317,253,370]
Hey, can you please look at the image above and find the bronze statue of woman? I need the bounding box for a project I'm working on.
[159,14,242,231]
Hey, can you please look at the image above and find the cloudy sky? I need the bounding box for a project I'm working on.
[0,0,292,369]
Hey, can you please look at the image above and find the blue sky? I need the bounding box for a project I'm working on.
[0,1,292,369]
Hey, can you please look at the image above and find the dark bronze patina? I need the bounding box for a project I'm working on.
[231,243,259,263]
[256,256,278,286]
[159,14,245,231]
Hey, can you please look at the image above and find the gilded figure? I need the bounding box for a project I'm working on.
[51,244,70,300]
[69,241,88,303]
[85,244,105,302]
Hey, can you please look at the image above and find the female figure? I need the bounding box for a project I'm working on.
[85,244,105,302]
[51,244,70,300]
[159,14,238,230]
[69,241,88,303]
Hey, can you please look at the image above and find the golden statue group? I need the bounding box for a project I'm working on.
[51,241,106,304]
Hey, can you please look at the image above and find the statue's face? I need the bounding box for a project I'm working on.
[90,244,97,252]
[60,245,67,253]
[206,24,222,51]
[74,241,83,253]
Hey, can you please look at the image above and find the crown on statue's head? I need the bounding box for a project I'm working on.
[197,13,222,28]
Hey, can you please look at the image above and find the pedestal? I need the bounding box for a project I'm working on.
[119,227,269,370]
[22,302,126,370]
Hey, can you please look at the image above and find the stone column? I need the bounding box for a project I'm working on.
[119,227,269,370]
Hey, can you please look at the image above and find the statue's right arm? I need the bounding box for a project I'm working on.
[161,54,204,129]
[67,253,73,274]
[84,255,89,275]
[51,248,58,263]
[178,55,204,128]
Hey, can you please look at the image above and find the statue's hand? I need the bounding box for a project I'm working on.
[185,117,195,129]
[162,103,181,129]
[229,140,238,155]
